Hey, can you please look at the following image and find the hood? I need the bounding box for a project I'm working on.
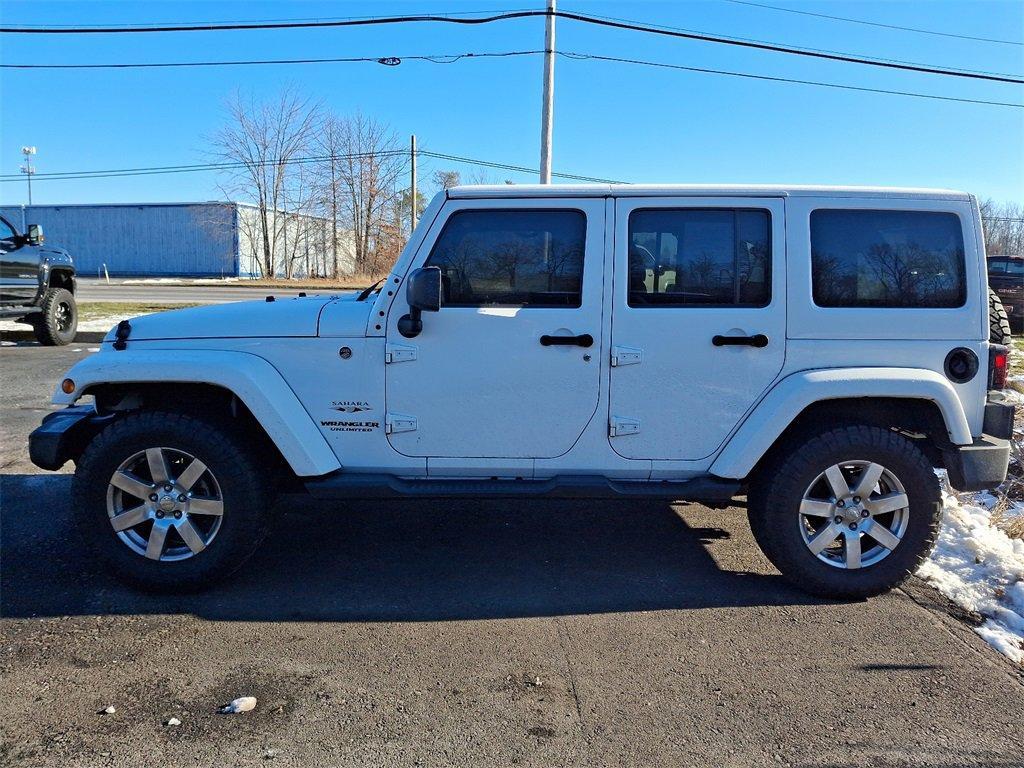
[103,294,357,342]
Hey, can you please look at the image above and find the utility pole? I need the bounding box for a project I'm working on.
[410,134,418,232]
[539,0,555,184]
[20,146,36,205]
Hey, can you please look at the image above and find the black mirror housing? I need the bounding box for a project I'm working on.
[26,224,44,245]
[407,266,442,312]
[398,267,443,338]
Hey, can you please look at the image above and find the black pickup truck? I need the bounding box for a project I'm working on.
[0,214,77,345]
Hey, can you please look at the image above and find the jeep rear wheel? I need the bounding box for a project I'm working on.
[748,425,942,599]
[74,410,273,591]
[33,287,77,346]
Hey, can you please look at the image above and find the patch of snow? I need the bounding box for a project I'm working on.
[918,487,1024,664]
[0,313,158,334]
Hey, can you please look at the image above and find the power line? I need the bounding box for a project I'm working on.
[721,0,1024,47]
[562,7,1018,80]
[3,46,1017,109]
[0,150,623,185]
[558,51,1024,109]
[5,6,537,29]
[2,10,1021,84]
[0,50,541,70]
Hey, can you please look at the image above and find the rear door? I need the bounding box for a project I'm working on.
[608,197,786,460]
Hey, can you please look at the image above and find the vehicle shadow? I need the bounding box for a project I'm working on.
[0,474,822,622]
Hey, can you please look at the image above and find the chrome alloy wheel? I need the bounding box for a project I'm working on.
[55,301,73,332]
[105,447,224,562]
[798,460,910,570]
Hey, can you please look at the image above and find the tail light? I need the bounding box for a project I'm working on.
[989,344,1009,390]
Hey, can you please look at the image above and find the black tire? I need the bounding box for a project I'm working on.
[32,287,77,346]
[73,410,273,592]
[989,288,1012,345]
[748,425,942,599]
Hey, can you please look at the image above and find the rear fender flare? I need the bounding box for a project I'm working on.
[710,367,973,480]
[53,349,341,477]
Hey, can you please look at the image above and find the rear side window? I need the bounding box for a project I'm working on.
[810,210,966,308]
[425,209,586,307]
[627,209,771,307]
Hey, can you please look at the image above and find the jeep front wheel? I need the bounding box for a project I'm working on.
[74,410,273,591]
[748,425,942,599]
[33,287,77,346]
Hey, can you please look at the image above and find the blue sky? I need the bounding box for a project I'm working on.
[1,0,1022,206]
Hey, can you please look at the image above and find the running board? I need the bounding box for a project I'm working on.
[304,473,740,506]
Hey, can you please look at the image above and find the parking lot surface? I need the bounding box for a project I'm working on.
[2,343,1023,767]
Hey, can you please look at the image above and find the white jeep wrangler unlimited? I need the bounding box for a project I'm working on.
[30,185,1015,598]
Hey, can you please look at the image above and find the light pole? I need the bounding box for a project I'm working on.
[20,146,36,205]
[539,0,555,184]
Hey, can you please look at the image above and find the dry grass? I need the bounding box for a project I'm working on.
[223,273,384,290]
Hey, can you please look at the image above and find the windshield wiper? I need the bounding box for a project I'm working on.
[356,279,384,301]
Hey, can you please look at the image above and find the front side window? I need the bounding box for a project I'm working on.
[425,209,586,307]
[627,209,771,307]
[0,218,16,242]
[811,209,966,308]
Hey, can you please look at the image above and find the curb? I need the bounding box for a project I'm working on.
[1,330,108,344]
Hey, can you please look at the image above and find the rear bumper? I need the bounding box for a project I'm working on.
[28,405,106,471]
[943,435,1011,492]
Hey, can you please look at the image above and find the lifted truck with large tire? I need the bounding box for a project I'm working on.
[0,214,78,345]
[29,185,1016,598]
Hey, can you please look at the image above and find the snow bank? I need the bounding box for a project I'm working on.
[918,488,1024,664]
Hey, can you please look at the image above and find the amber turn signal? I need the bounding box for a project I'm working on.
[61,378,76,394]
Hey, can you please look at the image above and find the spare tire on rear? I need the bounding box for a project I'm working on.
[989,288,1012,345]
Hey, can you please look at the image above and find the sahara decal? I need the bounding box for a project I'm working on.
[331,400,371,413]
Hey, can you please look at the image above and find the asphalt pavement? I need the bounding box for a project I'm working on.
[2,343,1023,767]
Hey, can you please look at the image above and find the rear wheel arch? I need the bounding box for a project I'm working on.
[747,397,952,484]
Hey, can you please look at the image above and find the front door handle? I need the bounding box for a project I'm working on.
[540,333,594,348]
[712,334,769,348]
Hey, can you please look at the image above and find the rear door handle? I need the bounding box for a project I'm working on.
[712,334,769,348]
[540,333,594,348]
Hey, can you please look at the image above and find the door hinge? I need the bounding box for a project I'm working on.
[385,413,418,434]
[610,346,642,367]
[609,416,641,437]
[385,343,417,364]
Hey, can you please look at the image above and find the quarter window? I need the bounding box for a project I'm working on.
[425,209,586,307]
[811,210,966,308]
[627,209,771,307]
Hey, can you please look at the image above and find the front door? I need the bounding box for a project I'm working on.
[608,197,786,461]
[0,216,38,303]
[385,199,606,459]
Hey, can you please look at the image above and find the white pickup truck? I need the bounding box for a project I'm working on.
[30,185,1015,598]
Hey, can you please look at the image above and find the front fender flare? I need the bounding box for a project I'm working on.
[53,349,341,477]
[710,367,973,480]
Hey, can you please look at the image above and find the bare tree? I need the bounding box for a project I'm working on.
[211,89,320,277]
[313,114,346,278]
[979,198,1024,255]
[330,113,408,275]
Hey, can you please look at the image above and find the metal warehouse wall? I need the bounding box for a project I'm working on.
[0,203,238,277]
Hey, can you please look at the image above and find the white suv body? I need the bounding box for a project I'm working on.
[31,185,1015,597]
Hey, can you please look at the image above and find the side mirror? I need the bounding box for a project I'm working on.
[397,266,442,338]
[26,224,44,245]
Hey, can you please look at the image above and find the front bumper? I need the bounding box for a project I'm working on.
[28,405,107,471]
[942,399,1016,492]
